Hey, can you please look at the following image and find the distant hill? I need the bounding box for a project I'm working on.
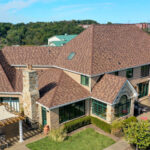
[0,20,99,48]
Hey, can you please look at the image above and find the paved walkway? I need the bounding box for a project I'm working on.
[5,133,46,150]
[5,124,133,150]
[104,139,132,150]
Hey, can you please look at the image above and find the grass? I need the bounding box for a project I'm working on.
[27,128,115,150]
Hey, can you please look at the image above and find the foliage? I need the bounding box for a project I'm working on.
[111,120,123,136]
[111,116,138,137]
[122,116,137,128]
[27,128,115,150]
[64,116,112,133]
[0,20,98,47]
[91,117,112,133]
[64,116,91,133]
[124,121,150,150]
[49,126,67,142]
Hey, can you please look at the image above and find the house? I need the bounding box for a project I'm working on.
[136,23,150,32]
[1,24,150,132]
[48,34,77,46]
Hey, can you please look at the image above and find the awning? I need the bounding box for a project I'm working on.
[0,104,24,127]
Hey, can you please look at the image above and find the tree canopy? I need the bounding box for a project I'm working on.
[0,20,98,48]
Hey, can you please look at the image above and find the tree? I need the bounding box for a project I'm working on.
[107,22,112,24]
[123,121,150,150]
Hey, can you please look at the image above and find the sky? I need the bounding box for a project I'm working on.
[0,0,150,24]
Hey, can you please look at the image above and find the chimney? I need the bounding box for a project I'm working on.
[22,65,39,122]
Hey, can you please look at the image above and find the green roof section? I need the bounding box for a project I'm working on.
[49,34,77,47]
[55,34,77,41]
[51,41,68,46]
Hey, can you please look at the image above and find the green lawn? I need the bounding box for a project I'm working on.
[27,128,115,150]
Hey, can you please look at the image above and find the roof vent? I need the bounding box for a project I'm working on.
[118,62,121,65]
[48,49,51,54]
[67,52,76,60]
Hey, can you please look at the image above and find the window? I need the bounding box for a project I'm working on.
[67,52,76,60]
[126,68,133,78]
[138,82,149,98]
[141,65,149,77]
[114,95,131,118]
[92,99,107,119]
[81,75,89,86]
[59,101,85,123]
[115,71,119,76]
[0,97,19,112]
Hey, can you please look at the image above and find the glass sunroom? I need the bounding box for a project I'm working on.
[114,95,131,118]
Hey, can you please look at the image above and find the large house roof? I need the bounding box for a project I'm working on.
[2,24,150,76]
[55,24,150,75]
[92,74,127,104]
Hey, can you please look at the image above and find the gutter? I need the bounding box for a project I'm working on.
[12,62,150,78]
[0,92,22,95]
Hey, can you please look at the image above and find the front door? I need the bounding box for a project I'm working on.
[42,107,47,126]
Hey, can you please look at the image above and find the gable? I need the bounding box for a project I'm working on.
[113,81,138,105]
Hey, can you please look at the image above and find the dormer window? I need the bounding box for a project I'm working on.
[67,52,76,60]
[81,75,89,86]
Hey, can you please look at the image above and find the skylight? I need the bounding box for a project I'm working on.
[67,52,76,60]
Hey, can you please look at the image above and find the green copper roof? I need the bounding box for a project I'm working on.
[50,34,77,46]
[55,34,77,41]
[51,41,67,46]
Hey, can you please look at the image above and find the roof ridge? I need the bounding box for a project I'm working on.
[49,70,64,107]
[91,25,95,75]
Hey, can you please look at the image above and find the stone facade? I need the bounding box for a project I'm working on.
[50,108,59,129]
[22,69,40,122]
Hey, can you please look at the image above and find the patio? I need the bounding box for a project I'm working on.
[136,97,150,120]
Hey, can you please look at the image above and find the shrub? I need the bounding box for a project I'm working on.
[111,120,124,137]
[91,117,112,133]
[49,126,67,142]
[124,121,150,150]
[64,116,91,133]
[122,116,137,128]
[111,116,138,137]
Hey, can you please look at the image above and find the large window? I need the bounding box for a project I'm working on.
[138,82,149,98]
[81,75,89,86]
[114,95,131,118]
[92,99,107,119]
[126,68,133,78]
[141,65,149,77]
[59,101,85,123]
[0,97,19,112]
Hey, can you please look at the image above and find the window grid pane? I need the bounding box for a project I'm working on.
[59,101,85,123]
[115,95,131,118]
[92,99,107,119]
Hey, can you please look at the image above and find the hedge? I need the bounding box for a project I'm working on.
[64,116,112,133]
[64,116,91,133]
[91,117,112,133]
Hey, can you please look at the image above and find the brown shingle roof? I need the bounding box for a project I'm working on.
[0,64,14,92]
[55,24,150,75]
[37,68,90,108]
[2,46,61,66]
[92,74,127,104]
[2,25,150,76]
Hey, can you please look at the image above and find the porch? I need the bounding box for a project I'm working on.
[136,96,150,120]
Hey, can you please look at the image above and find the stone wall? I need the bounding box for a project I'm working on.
[50,108,59,129]
[22,69,40,122]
